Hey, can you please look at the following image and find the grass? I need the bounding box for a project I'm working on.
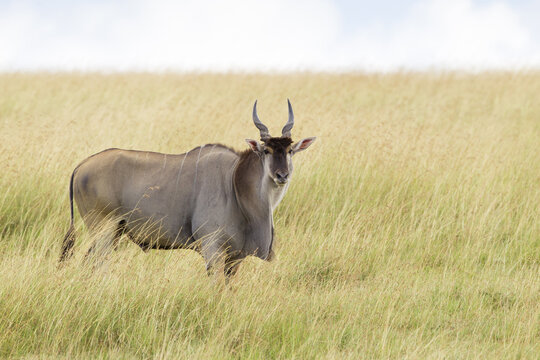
[0,72,538,358]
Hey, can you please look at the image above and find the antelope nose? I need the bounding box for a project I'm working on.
[276,171,289,183]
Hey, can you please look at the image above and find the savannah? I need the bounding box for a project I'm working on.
[0,72,538,358]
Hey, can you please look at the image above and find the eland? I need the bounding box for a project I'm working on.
[59,100,316,280]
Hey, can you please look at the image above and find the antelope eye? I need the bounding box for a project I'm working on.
[288,149,293,154]
[263,149,270,155]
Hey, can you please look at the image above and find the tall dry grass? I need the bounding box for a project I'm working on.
[0,73,539,358]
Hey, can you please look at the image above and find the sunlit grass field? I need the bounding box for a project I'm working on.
[0,73,538,358]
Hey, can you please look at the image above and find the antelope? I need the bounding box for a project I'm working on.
[60,100,316,280]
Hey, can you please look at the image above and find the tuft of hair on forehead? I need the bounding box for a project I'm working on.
[263,137,293,151]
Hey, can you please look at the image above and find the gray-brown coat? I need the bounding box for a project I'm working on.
[60,100,315,279]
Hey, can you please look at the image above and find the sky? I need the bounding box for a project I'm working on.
[0,0,539,72]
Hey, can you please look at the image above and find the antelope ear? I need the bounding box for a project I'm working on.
[245,139,262,152]
[292,137,316,153]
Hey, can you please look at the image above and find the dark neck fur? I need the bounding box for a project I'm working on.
[233,150,266,214]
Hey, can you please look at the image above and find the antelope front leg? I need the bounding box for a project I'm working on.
[224,253,243,285]
[200,236,229,287]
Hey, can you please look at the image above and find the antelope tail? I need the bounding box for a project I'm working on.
[59,170,76,263]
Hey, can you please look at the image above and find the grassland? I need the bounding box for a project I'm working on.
[0,72,538,359]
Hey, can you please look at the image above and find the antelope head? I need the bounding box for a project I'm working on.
[246,100,316,186]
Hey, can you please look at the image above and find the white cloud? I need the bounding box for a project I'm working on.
[0,0,538,71]
[336,0,540,71]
